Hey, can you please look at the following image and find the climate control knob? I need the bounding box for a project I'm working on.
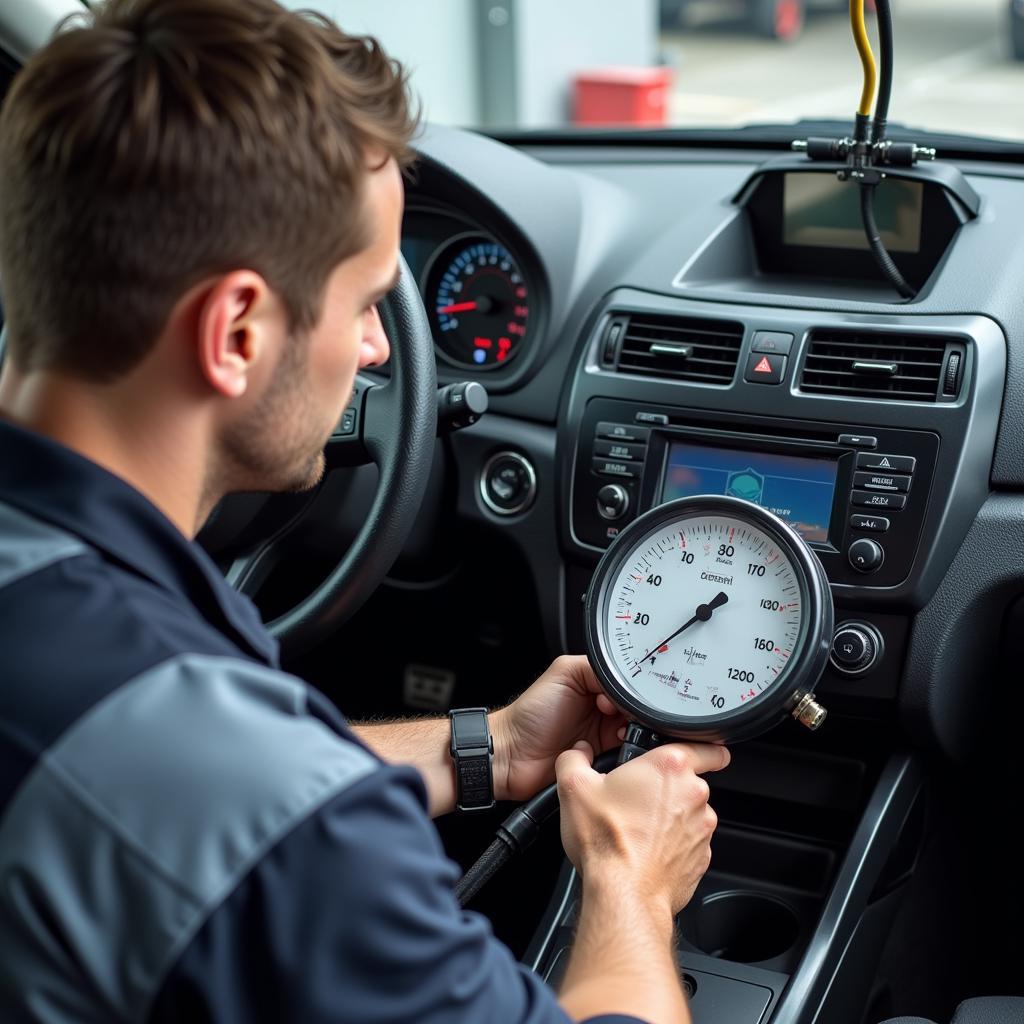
[596,484,630,521]
[830,622,883,675]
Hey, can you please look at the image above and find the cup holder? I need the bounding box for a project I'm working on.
[681,890,800,964]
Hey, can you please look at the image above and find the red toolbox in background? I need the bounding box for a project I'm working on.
[573,66,673,126]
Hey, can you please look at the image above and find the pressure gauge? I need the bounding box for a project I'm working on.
[585,496,833,744]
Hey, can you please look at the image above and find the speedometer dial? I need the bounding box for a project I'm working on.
[424,236,529,369]
[585,496,832,743]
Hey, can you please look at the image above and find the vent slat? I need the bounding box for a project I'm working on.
[614,312,743,385]
[798,329,952,403]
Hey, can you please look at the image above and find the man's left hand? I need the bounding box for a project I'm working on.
[490,655,626,803]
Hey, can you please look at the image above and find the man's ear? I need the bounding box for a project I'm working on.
[194,271,276,399]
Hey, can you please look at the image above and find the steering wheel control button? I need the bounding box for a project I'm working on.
[594,440,646,462]
[596,484,630,521]
[750,331,794,356]
[744,351,786,384]
[852,490,906,511]
[855,452,916,474]
[839,433,878,448]
[848,538,884,573]
[853,471,912,492]
[634,411,669,425]
[593,458,640,479]
[597,422,650,444]
[480,452,537,516]
[337,408,357,436]
[850,513,890,533]
[830,622,883,675]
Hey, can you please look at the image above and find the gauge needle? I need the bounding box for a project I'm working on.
[638,591,729,666]
[438,301,478,314]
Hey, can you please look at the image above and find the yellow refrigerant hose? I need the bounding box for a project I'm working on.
[850,0,877,118]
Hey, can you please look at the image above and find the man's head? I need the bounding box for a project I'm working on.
[0,0,416,499]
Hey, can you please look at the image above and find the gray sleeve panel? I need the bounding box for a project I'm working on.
[0,500,87,590]
[0,654,377,1024]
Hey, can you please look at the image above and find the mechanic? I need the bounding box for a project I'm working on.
[0,1,729,1022]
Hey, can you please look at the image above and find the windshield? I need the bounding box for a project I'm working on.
[293,0,1024,147]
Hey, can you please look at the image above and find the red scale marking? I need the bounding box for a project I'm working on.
[728,527,735,544]
[658,645,670,653]
[615,615,632,620]
[679,532,686,549]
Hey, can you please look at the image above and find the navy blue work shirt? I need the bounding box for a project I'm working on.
[0,418,646,1024]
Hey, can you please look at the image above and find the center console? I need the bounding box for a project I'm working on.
[542,290,1006,1023]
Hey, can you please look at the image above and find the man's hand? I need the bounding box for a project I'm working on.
[489,655,626,804]
[556,739,729,914]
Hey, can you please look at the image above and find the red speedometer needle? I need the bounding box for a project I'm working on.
[438,301,478,314]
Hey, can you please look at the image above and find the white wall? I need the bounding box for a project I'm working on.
[283,0,481,126]
[283,0,657,129]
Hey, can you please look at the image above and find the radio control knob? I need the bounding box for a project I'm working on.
[596,484,630,521]
[848,538,884,573]
[830,622,883,675]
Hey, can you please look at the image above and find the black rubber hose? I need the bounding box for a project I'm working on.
[859,183,915,298]
[871,0,895,143]
[455,837,515,906]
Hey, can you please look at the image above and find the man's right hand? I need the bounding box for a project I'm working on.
[556,739,730,914]
[554,739,730,1023]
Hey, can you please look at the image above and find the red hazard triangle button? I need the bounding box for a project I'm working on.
[744,351,786,385]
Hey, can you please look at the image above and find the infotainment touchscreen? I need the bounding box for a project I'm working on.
[660,442,837,543]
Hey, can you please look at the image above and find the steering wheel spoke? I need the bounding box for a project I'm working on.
[325,374,379,468]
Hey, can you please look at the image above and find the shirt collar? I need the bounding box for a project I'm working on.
[0,417,278,665]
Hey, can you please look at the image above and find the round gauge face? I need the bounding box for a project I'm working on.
[425,237,529,369]
[597,511,807,722]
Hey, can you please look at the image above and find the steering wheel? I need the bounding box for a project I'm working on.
[218,253,438,658]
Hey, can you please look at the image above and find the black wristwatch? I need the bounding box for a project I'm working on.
[448,707,495,811]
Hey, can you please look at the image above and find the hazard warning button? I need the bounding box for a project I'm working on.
[743,351,787,385]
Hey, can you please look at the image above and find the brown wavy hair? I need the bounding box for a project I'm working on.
[0,0,418,379]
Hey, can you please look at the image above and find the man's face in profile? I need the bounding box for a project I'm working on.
[219,156,404,495]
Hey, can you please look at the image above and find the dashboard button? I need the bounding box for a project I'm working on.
[855,452,916,473]
[839,434,878,448]
[831,627,868,666]
[634,411,669,425]
[853,471,912,492]
[596,421,651,444]
[850,514,890,532]
[751,331,794,355]
[848,538,884,572]
[593,458,641,479]
[596,484,630,521]
[830,622,883,674]
[480,452,537,515]
[744,352,787,384]
[594,440,646,461]
[852,490,906,510]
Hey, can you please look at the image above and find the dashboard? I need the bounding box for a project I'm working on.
[406,124,1024,762]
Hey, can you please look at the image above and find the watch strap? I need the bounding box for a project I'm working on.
[448,707,495,811]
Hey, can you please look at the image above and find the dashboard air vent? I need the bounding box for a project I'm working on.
[612,313,743,384]
[800,329,958,402]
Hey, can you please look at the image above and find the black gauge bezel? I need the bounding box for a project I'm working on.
[421,232,529,372]
[584,495,833,743]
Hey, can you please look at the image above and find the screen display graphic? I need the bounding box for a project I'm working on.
[783,172,923,254]
[661,443,837,543]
